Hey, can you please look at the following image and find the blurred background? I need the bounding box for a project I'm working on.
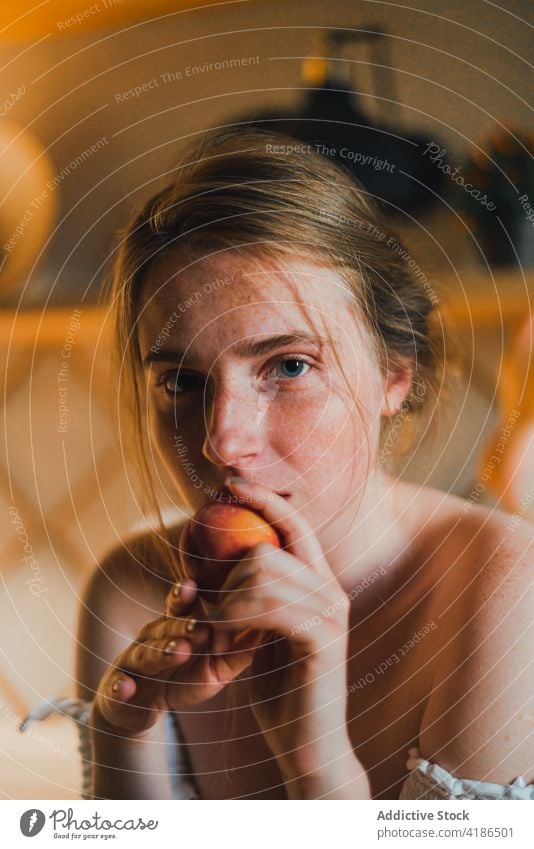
[0,0,532,798]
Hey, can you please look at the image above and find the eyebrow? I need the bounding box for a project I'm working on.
[142,331,328,369]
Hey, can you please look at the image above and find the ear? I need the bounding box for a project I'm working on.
[380,365,413,416]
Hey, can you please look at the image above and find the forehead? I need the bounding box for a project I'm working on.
[137,249,355,351]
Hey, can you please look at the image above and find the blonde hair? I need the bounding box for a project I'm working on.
[104,127,445,582]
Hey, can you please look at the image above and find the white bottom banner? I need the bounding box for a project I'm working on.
[2,799,532,848]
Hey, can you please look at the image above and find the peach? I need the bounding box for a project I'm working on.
[179,499,281,606]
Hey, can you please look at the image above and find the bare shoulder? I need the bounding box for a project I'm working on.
[75,521,186,700]
[416,490,534,784]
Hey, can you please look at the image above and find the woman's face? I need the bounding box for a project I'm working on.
[137,249,404,533]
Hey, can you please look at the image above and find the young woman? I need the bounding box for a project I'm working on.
[75,128,533,800]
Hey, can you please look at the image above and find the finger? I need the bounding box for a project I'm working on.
[210,593,346,654]
[218,545,332,602]
[99,635,197,727]
[165,578,198,617]
[107,672,137,704]
[129,616,211,661]
[98,672,160,733]
[225,478,332,577]
[164,616,211,644]
[215,585,324,623]
[97,672,138,729]
[128,637,195,675]
[217,563,331,616]
[167,642,254,697]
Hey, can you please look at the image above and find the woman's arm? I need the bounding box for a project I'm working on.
[76,537,176,799]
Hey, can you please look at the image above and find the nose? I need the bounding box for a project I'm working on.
[201,381,267,468]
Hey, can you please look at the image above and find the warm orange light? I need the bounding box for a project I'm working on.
[0,1,223,41]
[0,120,57,292]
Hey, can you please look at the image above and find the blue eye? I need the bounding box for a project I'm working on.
[270,358,312,379]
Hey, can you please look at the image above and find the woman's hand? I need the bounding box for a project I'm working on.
[92,579,257,737]
[208,478,370,798]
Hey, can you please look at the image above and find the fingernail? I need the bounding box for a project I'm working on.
[185,618,197,634]
[112,678,123,693]
[164,640,177,655]
[172,583,181,598]
[228,476,251,487]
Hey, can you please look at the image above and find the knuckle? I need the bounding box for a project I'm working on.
[132,642,145,664]
[265,594,283,612]
[137,616,165,641]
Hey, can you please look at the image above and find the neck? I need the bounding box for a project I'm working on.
[317,470,413,607]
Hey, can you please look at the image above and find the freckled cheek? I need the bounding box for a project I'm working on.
[266,388,361,458]
[263,391,321,449]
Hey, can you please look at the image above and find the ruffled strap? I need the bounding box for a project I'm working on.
[19,697,201,800]
[20,697,93,799]
[400,747,534,800]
